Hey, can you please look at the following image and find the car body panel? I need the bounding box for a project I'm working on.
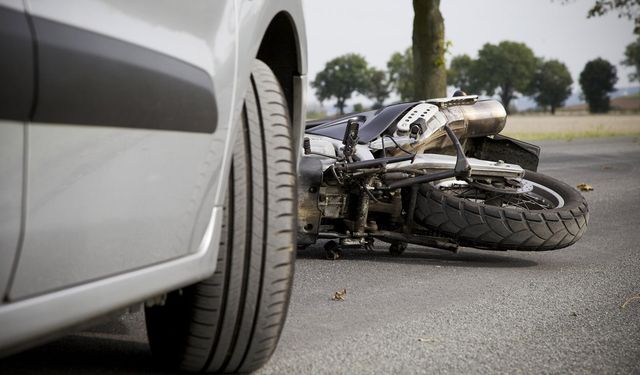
[0,0,28,299]
[0,121,24,300]
[9,0,237,299]
[9,126,219,299]
[0,0,307,354]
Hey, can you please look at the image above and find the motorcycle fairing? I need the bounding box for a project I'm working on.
[305,101,419,144]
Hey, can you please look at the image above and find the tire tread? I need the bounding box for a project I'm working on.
[414,171,589,251]
[145,60,295,374]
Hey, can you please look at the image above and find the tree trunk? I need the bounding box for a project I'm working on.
[551,105,556,115]
[499,84,514,114]
[336,98,345,115]
[499,92,512,113]
[412,0,446,100]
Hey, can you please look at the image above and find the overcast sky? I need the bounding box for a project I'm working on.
[302,0,636,108]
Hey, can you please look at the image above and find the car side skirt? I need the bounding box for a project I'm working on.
[0,206,222,356]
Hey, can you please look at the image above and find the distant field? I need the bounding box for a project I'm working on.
[501,114,640,140]
[559,94,640,113]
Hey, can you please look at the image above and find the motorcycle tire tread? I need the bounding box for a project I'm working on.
[414,170,588,251]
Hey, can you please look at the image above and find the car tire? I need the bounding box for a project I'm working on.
[145,59,296,373]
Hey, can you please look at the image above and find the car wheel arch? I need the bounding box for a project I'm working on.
[256,11,303,127]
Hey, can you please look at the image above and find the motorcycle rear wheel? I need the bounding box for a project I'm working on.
[414,171,589,251]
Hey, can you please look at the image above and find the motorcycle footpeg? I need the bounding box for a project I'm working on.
[389,242,407,256]
[324,240,342,260]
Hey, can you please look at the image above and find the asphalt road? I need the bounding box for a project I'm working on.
[1,136,639,374]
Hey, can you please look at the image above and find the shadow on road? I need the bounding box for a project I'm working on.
[0,335,171,375]
[297,243,539,269]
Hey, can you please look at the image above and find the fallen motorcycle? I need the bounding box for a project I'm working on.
[298,94,589,259]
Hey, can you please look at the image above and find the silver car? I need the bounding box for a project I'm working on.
[0,0,307,372]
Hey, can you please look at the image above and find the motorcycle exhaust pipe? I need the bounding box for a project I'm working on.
[401,99,507,155]
[456,99,507,138]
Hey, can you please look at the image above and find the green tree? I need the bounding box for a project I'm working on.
[530,60,574,114]
[352,103,365,112]
[365,68,391,109]
[473,41,538,112]
[622,36,640,81]
[588,0,640,34]
[311,53,370,115]
[412,0,446,99]
[387,47,415,101]
[579,58,618,113]
[447,54,477,93]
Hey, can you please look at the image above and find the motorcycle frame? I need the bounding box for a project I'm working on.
[297,97,541,252]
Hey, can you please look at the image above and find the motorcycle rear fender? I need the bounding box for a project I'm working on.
[465,134,540,172]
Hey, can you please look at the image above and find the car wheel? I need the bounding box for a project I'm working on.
[145,59,296,373]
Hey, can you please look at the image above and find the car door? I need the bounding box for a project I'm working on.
[0,0,31,300]
[8,0,237,300]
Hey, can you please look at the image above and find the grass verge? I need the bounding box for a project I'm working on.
[502,130,640,141]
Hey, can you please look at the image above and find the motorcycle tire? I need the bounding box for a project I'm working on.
[414,170,588,251]
[145,60,296,373]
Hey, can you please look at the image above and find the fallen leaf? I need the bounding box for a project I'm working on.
[576,183,594,192]
[332,288,347,301]
[621,293,640,309]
